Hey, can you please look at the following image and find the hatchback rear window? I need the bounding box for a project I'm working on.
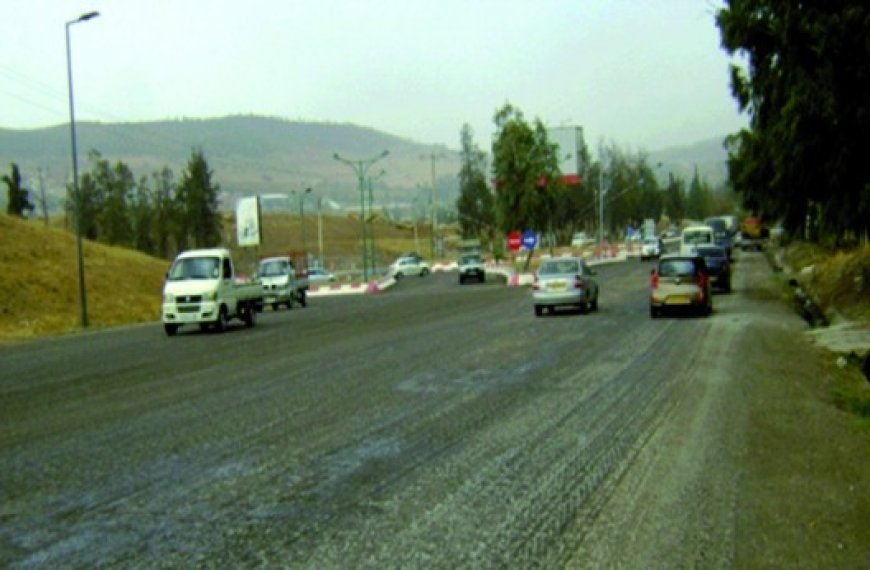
[658,259,697,277]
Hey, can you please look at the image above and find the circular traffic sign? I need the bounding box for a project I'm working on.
[521,230,538,250]
[507,231,522,252]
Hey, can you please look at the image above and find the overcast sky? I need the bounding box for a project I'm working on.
[2,0,745,152]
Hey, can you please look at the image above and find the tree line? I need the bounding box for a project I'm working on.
[2,149,222,259]
[455,104,734,252]
[457,4,869,250]
[716,1,868,245]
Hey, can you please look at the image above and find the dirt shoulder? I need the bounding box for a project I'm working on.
[735,251,870,567]
[571,250,870,567]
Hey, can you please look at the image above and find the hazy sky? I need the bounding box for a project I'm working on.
[2,0,746,152]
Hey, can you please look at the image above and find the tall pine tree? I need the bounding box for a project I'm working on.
[177,149,222,248]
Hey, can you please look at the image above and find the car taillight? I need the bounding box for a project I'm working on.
[697,271,707,299]
[574,275,584,289]
[650,270,659,289]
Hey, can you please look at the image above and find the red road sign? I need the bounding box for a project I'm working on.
[507,231,522,252]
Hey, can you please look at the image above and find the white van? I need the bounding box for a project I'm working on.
[679,225,715,255]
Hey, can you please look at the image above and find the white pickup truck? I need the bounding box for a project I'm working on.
[258,254,309,310]
[161,248,263,336]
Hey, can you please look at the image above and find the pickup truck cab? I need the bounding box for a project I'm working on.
[162,248,263,336]
[258,255,309,310]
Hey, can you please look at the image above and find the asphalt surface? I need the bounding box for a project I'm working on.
[1,255,868,568]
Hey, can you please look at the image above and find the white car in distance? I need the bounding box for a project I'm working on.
[390,255,430,278]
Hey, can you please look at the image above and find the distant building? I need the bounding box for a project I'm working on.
[547,126,585,185]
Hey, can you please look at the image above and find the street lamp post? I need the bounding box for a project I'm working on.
[316,195,324,267]
[333,151,389,282]
[366,169,386,275]
[66,10,100,329]
[292,187,312,259]
[422,152,445,259]
[598,146,607,245]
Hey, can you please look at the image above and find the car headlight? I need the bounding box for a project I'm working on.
[163,293,175,303]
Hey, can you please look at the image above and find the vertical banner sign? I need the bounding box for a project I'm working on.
[236,195,262,247]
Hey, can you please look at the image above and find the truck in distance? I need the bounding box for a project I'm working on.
[258,253,309,310]
[162,248,263,336]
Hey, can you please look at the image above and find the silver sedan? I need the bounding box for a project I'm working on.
[532,257,600,316]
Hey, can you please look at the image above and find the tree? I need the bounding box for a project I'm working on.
[456,124,495,241]
[662,173,686,224]
[491,103,562,238]
[99,158,135,247]
[3,163,35,217]
[685,166,714,221]
[131,175,156,255]
[152,167,179,257]
[176,149,222,248]
[557,141,594,240]
[67,156,104,241]
[717,1,870,244]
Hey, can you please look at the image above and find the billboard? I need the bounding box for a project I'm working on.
[548,126,584,185]
[236,195,262,247]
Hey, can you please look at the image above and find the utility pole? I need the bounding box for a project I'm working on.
[598,145,606,245]
[423,152,445,259]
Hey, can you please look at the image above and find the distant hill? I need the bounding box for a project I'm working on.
[648,136,731,188]
[1,115,733,214]
[0,115,460,214]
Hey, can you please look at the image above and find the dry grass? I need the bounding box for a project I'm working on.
[783,242,870,326]
[0,213,434,340]
[0,215,168,340]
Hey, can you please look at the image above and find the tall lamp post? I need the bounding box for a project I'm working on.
[422,152,445,259]
[598,145,607,245]
[333,150,389,281]
[292,187,312,259]
[366,169,386,275]
[66,10,100,329]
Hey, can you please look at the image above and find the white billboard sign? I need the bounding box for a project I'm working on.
[548,126,584,183]
[236,195,262,247]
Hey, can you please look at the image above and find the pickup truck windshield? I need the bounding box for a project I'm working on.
[167,257,221,280]
[259,260,290,277]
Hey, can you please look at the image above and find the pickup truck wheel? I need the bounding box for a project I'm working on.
[243,304,257,327]
[272,302,280,311]
[534,305,543,317]
[214,306,229,332]
[420,268,430,277]
[164,324,178,336]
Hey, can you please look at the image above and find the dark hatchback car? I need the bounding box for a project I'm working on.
[695,245,731,292]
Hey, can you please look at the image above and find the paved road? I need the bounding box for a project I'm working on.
[1,255,867,567]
